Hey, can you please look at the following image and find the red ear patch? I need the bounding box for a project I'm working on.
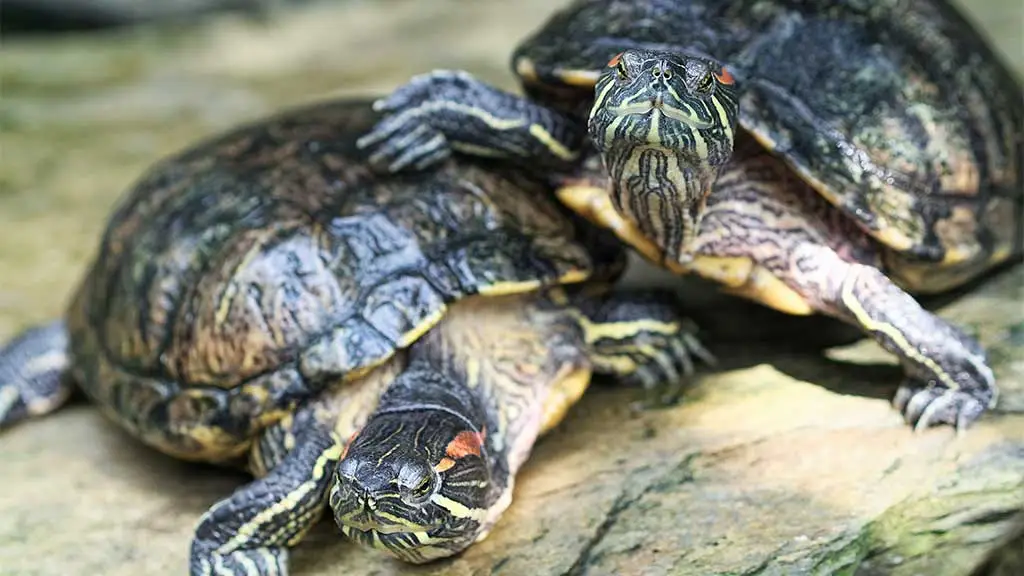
[338,430,361,460]
[445,429,486,459]
[607,52,624,67]
[714,66,735,85]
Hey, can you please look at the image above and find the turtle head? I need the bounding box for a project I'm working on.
[587,49,739,264]
[329,409,492,563]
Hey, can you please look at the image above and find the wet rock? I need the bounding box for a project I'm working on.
[0,1,1022,575]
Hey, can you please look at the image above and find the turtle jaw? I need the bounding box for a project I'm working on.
[590,104,715,264]
[586,49,740,264]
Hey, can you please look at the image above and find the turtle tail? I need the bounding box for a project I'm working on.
[0,320,73,431]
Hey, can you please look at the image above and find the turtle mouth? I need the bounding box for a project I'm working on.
[340,522,454,564]
[342,522,435,535]
[339,514,438,535]
[607,97,713,130]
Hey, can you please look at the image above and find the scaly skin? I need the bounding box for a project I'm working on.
[329,287,711,563]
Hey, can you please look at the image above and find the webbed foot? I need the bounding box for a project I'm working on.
[575,289,716,407]
[623,316,716,407]
[780,245,997,431]
[833,264,996,430]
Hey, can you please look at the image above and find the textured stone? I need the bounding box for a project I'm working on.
[1,1,1021,575]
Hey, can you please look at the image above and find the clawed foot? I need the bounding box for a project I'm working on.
[357,70,493,172]
[190,546,289,576]
[627,318,717,409]
[894,381,990,432]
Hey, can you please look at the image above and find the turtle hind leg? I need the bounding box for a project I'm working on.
[567,288,716,406]
[0,320,73,430]
[190,410,342,576]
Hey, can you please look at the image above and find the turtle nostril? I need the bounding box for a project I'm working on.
[337,457,360,480]
[336,457,381,502]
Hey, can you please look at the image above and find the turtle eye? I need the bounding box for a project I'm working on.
[397,472,434,505]
[697,71,715,93]
[406,474,431,497]
[397,462,435,503]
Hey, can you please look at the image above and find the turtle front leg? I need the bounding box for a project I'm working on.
[357,70,585,172]
[0,320,73,430]
[796,245,995,430]
[688,151,997,431]
[569,288,716,405]
[190,413,342,576]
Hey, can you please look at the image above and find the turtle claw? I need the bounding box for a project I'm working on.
[357,69,492,173]
[412,144,452,171]
[627,320,716,409]
[359,109,450,172]
[364,122,451,172]
[895,381,987,432]
[0,321,72,431]
[370,69,478,114]
[677,320,717,368]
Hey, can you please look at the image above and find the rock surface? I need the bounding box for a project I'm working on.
[0,1,1022,575]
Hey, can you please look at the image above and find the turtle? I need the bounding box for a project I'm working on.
[355,0,1024,431]
[0,97,714,573]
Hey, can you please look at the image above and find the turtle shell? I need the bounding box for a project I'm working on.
[511,0,1023,279]
[65,98,625,462]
